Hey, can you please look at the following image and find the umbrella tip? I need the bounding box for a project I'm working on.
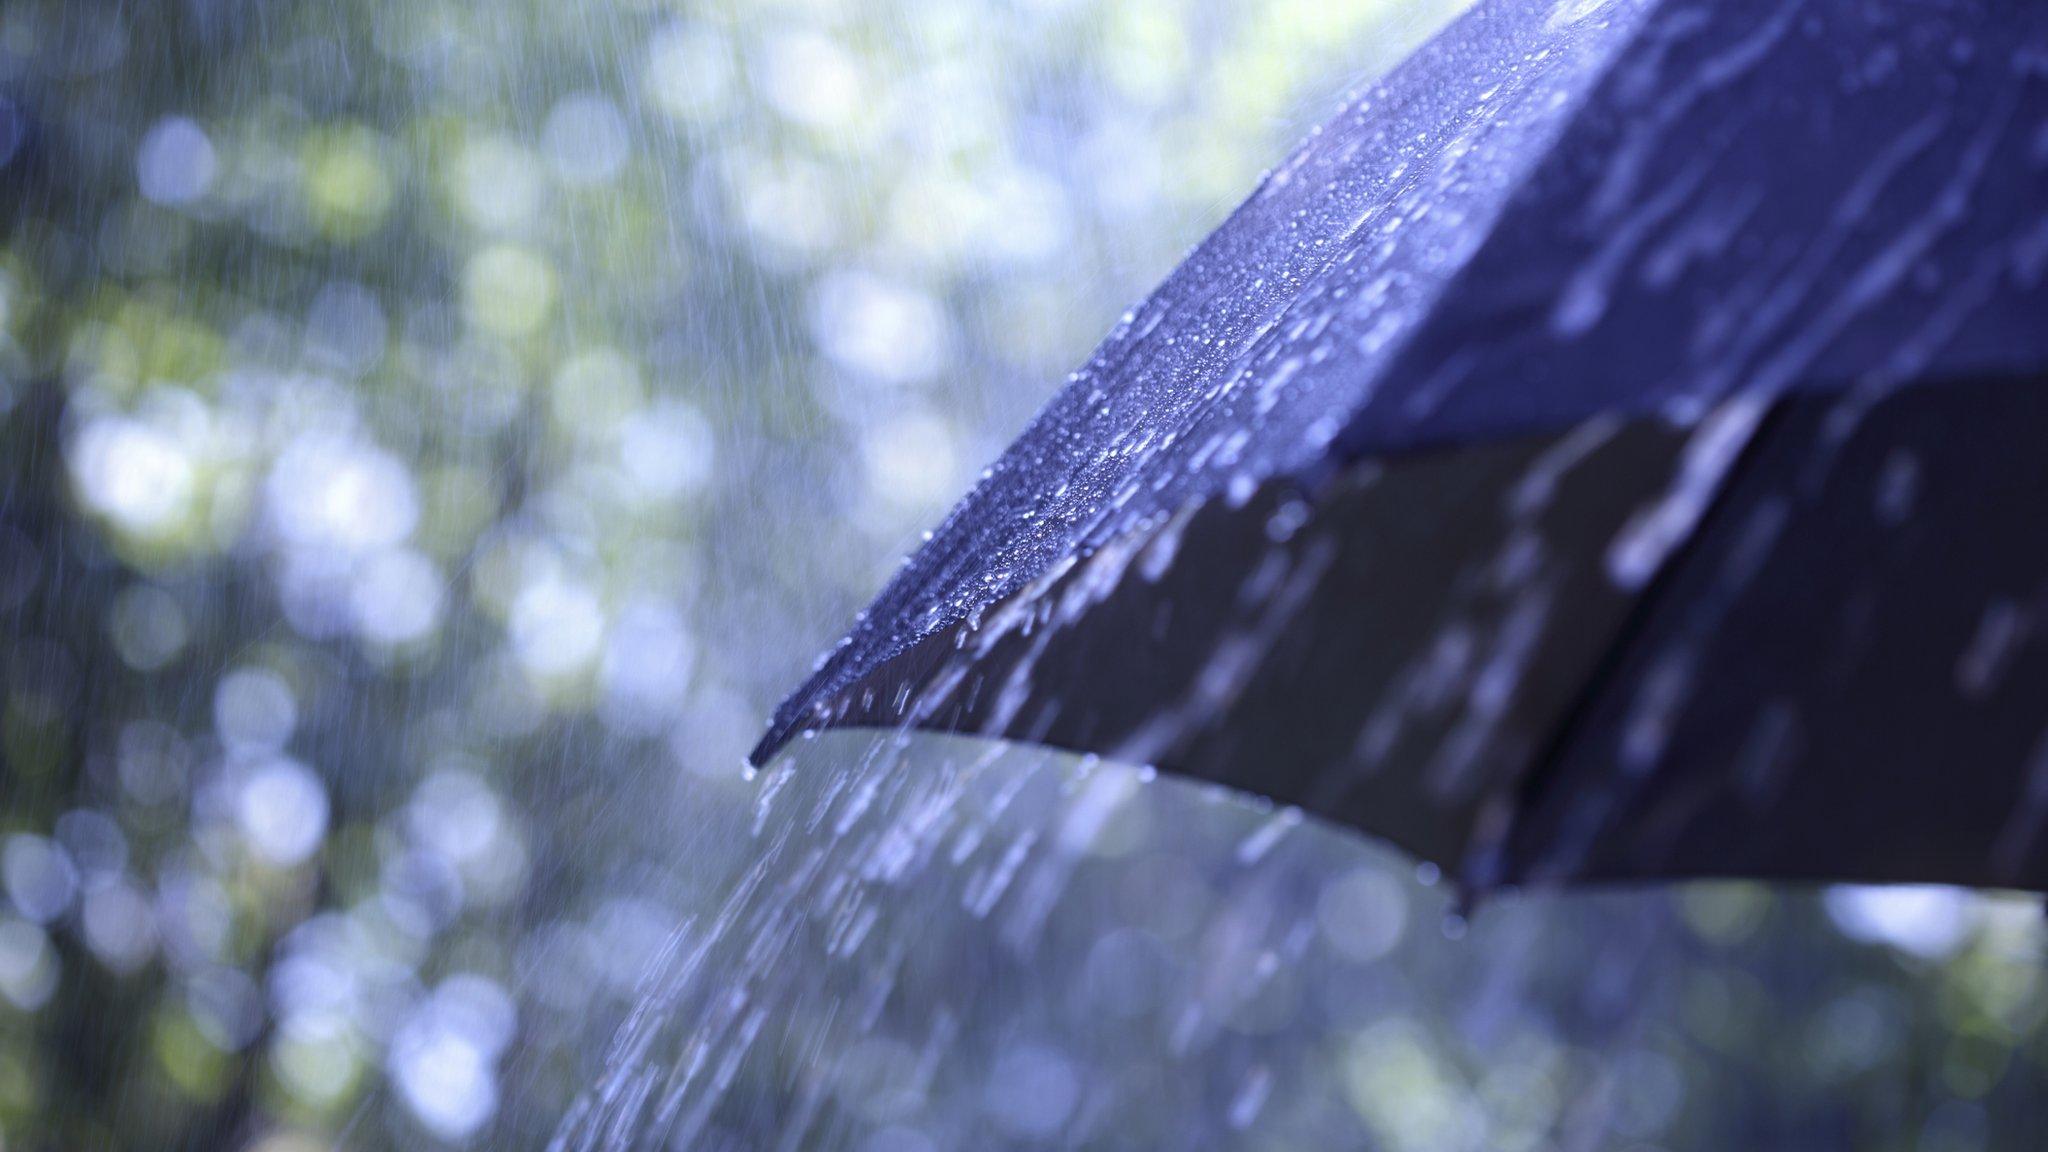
[745,726,786,770]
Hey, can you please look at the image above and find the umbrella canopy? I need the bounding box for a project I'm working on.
[753,0,2048,896]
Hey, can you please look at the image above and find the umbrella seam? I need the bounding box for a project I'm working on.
[1480,396,1794,899]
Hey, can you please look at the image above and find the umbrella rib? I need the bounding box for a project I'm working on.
[1484,398,1795,897]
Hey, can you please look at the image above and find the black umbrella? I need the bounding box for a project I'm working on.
[753,0,2048,898]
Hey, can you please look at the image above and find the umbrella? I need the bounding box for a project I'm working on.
[752,0,2048,898]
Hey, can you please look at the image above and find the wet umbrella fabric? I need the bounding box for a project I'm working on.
[753,0,2048,895]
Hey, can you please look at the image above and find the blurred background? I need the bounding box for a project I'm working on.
[0,0,2044,1149]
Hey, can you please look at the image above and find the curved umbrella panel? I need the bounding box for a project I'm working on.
[1351,0,2048,454]
[1506,370,2048,892]
[758,0,2048,895]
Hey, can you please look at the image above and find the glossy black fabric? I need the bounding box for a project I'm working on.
[1499,374,2048,892]
[756,0,2048,892]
